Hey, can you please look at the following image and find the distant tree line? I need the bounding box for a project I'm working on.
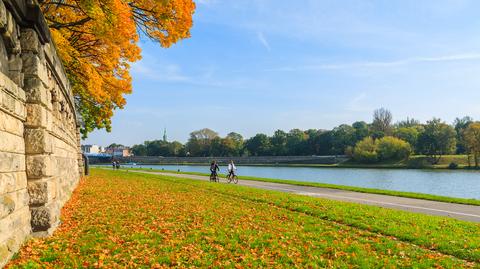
[130,108,480,167]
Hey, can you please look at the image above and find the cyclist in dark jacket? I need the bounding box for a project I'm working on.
[210,161,220,179]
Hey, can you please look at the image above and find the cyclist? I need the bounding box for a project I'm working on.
[210,161,220,180]
[227,160,237,178]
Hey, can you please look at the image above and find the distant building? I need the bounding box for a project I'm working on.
[81,144,103,154]
[105,146,132,157]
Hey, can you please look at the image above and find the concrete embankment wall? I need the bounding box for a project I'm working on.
[115,156,349,165]
[0,1,82,266]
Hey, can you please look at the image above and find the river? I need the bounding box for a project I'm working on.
[108,164,480,199]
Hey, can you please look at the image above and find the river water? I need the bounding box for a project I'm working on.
[111,164,480,199]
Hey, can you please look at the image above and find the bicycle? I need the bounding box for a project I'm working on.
[226,172,238,184]
[210,172,220,182]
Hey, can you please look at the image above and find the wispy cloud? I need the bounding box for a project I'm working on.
[267,53,480,72]
[257,32,271,51]
[196,0,217,6]
[345,92,376,113]
[131,61,255,89]
[132,63,190,82]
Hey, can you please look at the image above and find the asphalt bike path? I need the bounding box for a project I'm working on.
[127,170,480,222]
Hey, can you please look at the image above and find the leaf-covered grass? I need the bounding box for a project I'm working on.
[8,169,479,268]
[120,167,480,206]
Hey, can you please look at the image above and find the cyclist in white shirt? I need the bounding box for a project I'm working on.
[227,160,237,178]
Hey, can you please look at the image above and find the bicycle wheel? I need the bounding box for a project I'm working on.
[233,175,238,184]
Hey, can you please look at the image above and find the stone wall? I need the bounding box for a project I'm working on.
[0,0,82,266]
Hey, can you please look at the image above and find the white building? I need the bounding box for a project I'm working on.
[81,144,103,154]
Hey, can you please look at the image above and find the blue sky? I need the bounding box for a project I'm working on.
[84,0,480,146]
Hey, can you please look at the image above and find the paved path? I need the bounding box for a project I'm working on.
[129,170,480,223]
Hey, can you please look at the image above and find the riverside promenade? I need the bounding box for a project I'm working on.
[129,170,480,223]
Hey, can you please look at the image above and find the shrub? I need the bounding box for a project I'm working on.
[344,146,354,158]
[448,162,459,169]
[353,136,412,164]
[394,127,420,153]
[353,137,378,163]
[377,136,412,161]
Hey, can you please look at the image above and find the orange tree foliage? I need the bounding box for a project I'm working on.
[40,0,195,137]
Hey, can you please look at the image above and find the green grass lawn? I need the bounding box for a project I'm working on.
[8,169,479,268]
[119,167,480,206]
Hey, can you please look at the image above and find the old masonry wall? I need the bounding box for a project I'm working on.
[0,0,83,266]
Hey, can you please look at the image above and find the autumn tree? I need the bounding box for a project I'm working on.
[352,121,369,142]
[376,136,412,161]
[286,129,308,155]
[186,128,218,156]
[40,0,195,137]
[417,119,456,164]
[371,108,393,138]
[463,122,480,167]
[245,134,271,156]
[330,124,356,155]
[454,116,474,154]
[223,132,244,156]
[353,137,378,163]
[270,130,288,156]
[394,127,420,153]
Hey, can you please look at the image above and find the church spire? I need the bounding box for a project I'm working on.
[163,127,167,142]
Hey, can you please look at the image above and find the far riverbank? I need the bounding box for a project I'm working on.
[91,155,480,170]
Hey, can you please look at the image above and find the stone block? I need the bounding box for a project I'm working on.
[24,128,52,154]
[27,179,56,206]
[1,92,14,112]
[0,110,24,136]
[20,29,39,54]
[0,195,15,219]
[25,103,48,128]
[26,154,53,178]
[0,152,25,173]
[9,56,22,72]
[0,73,25,102]
[31,203,58,232]
[0,172,27,194]
[14,97,25,118]
[0,189,28,219]
[22,53,49,85]
[21,53,40,75]
[0,1,6,30]
[9,67,24,87]
[23,76,41,91]
[0,206,30,242]
[15,84,26,101]
[24,77,51,108]
[5,224,30,254]
[0,130,24,154]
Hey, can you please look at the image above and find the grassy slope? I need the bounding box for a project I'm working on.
[341,155,475,169]
[8,169,480,268]
[120,167,480,206]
